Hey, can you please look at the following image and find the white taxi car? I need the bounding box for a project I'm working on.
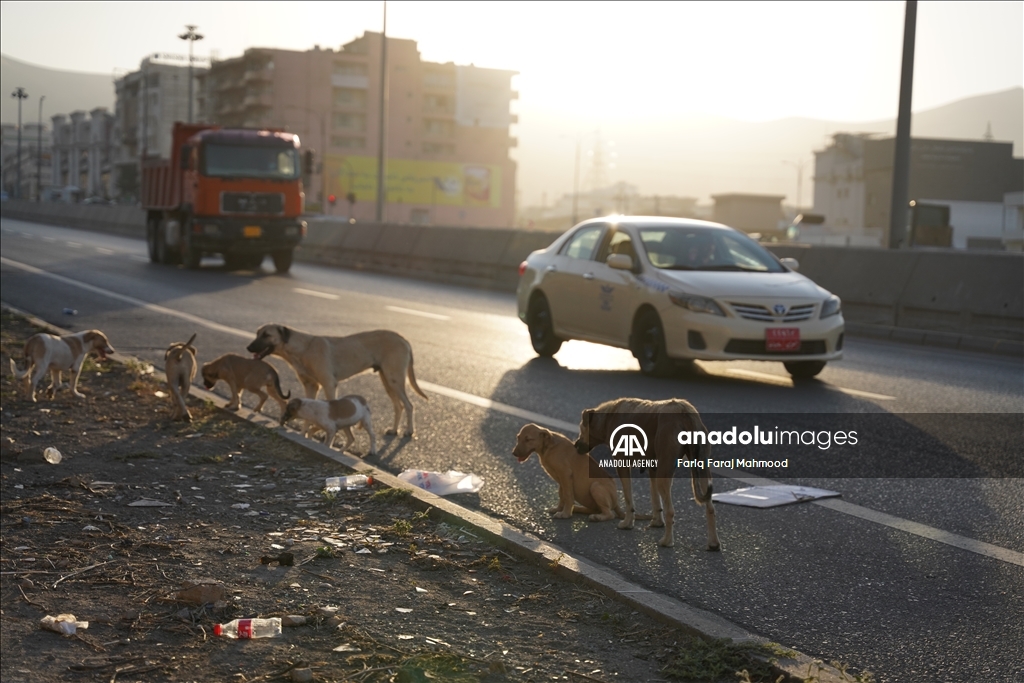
[516,217,844,378]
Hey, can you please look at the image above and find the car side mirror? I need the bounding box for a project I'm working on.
[780,257,799,272]
[607,253,634,271]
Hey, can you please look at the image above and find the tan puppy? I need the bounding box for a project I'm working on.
[513,423,623,522]
[164,333,197,422]
[574,398,719,550]
[280,394,376,456]
[201,353,290,414]
[9,329,114,402]
[247,323,427,437]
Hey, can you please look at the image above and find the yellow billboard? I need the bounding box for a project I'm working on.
[325,155,502,208]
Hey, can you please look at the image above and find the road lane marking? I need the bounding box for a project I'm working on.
[726,368,896,401]
[42,236,56,243]
[294,287,340,300]
[96,248,115,255]
[3,255,1018,566]
[66,242,82,248]
[386,305,451,321]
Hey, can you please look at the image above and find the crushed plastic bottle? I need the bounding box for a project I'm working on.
[213,617,282,639]
[325,475,372,492]
[397,470,483,496]
[43,447,62,464]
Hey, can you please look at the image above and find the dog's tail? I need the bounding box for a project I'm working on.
[407,352,428,400]
[269,366,291,400]
[690,439,714,504]
[9,357,29,380]
[184,332,197,353]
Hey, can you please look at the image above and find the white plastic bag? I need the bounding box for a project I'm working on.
[397,470,483,496]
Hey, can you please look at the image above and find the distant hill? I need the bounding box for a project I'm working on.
[1,53,115,123]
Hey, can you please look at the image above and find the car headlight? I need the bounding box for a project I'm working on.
[820,295,841,319]
[668,292,725,316]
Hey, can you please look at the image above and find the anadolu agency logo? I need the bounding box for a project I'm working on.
[599,424,661,469]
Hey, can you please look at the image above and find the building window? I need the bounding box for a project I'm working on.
[423,119,454,138]
[333,88,366,108]
[423,142,455,155]
[331,136,365,149]
[333,112,366,131]
[333,62,367,76]
[424,94,453,114]
[423,72,454,89]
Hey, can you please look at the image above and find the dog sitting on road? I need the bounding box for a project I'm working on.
[513,423,623,522]
[574,398,719,550]
[164,333,198,422]
[247,324,427,438]
[280,395,377,456]
[201,353,290,414]
[9,329,115,402]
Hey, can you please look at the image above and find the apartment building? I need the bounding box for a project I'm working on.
[198,32,518,227]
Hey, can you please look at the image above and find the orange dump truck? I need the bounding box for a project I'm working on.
[141,122,308,273]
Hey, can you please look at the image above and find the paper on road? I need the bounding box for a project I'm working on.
[712,485,840,508]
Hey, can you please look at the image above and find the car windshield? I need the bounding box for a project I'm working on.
[638,227,785,273]
[202,144,300,180]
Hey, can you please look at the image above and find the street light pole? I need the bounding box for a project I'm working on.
[375,1,389,223]
[571,136,581,225]
[783,159,805,211]
[178,25,204,123]
[888,0,917,248]
[37,95,45,201]
[12,87,28,199]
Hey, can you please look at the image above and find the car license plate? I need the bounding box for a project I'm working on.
[766,328,800,352]
[243,225,261,238]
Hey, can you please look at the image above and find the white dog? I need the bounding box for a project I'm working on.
[280,394,377,456]
[9,329,115,402]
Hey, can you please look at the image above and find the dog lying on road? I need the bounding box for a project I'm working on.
[10,329,115,402]
[165,333,197,421]
[201,353,290,414]
[574,398,719,550]
[280,395,377,456]
[247,324,427,437]
[513,423,623,522]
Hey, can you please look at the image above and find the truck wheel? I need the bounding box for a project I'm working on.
[272,249,294,274]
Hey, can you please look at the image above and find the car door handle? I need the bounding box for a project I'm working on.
[582,272,594,280]
[545,265,557,272]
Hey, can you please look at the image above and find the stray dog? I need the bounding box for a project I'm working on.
[201,353,290,414]
[247,324,427,437]
[574,398,719,550]
[9,329,115,402]
[164,333,197,421]
[513,423,623,522]
[280,395,377,456]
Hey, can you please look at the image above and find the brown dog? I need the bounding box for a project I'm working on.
[246,323,427,437]
[164,333,197,421]
[513,423,623,522]
[574,398,719,550]
[9,329,114,402]
[201,353,290,414]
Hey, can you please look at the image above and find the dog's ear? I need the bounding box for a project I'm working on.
[279,326,291,343]
[540,429,551,449]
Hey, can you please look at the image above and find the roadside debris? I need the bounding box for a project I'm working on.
[397,470,483,495]
[40,614,88,635]
[712,484,840,508]
[325,474,372,491]
[213,617,282,639]
[127,498,172,507]
[260,552,295,566]
[176,580,226,606]
[43,447,62,464]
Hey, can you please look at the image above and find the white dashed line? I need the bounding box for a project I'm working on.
[66,241,82,248]
[293,287,339,300]
[726,368,896,401]
[96,248,115,255]
[385,305,450,321]
[42,236,56,243]
[3,255,1018,567]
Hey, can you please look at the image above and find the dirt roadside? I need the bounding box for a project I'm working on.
[1,310,805,683]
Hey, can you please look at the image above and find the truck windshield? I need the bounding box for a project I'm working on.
[202,144,299,180]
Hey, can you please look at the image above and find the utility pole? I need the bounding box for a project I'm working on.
[12,87,28,199]
[375,2,389,223]
[888,0,917,249]
[571,136,581,225]
[783,159,805,210]
[179,25,203,123]
[37,95,45,201]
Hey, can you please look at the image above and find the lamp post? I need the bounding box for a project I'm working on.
[375,1,389,223]
[782,159,806,211]
[178,25,204,123]
[11,87,28,199]
[37,95,45,202]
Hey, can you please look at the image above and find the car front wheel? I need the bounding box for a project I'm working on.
[784,360,826,379]
[634,310,674,377]
[527,294,563,357]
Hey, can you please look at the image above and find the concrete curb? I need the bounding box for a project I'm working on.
[2,301,861,683]
[844,321,1024,358]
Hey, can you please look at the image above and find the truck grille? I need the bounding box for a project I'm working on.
[221,192,284,214]
[729,302,816,322]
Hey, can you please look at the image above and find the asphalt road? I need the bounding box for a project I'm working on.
[3,217,1022,683]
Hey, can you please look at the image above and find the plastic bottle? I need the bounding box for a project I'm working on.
[325,475,373,492]
[213,617,282,639]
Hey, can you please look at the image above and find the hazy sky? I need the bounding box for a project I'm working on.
[2,1,1021,205]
